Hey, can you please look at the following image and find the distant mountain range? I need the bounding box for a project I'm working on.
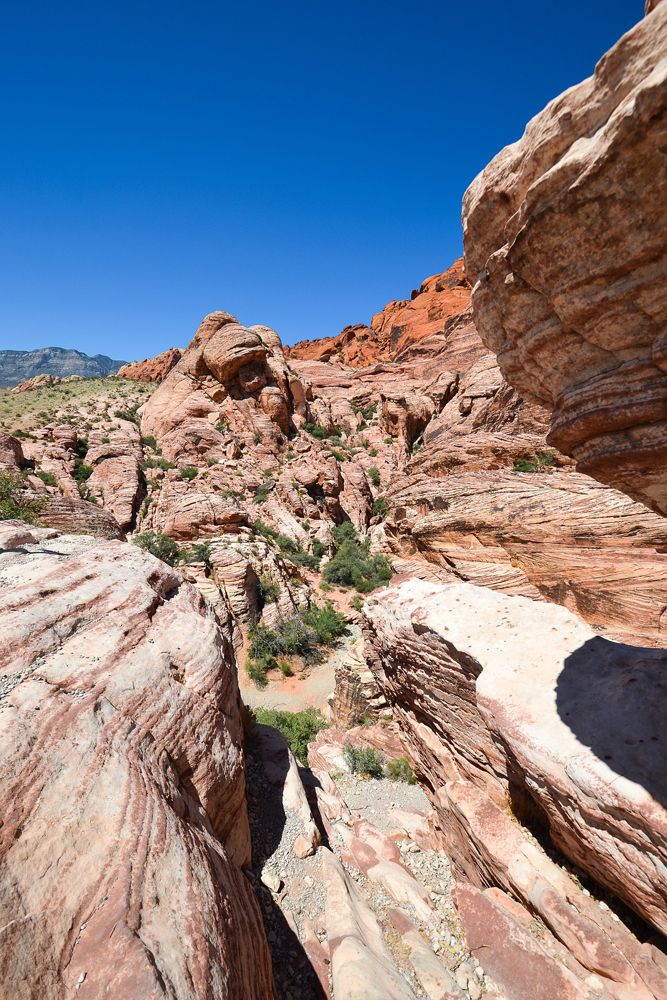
[0,348,127,388]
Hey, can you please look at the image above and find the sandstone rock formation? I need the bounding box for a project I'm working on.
[0,522,274,999]
[363,578,667,1000]
[287,259,470,367]
[463,2,667,516]
[116,347,182,382]
[10,373,83,393]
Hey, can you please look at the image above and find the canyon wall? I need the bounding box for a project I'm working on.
[463,2,667,516]
[0,521,274,999]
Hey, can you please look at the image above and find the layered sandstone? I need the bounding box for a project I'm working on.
[287,259,470,366]
[363,578,667,999]
[0,522,274,999]
[116,348,182,382]
[463,3,667,516]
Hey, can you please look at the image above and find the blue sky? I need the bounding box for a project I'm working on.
[1,1,642,360]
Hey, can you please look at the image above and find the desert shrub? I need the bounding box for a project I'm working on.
[180,466,198,481]
[372,497,389,519]
[114,403,140,424]
[142,457,175,471]
[12,429,29,439]
[253,432,262,444]
[411,437,423,454]
[327,448,346,462]
[350,594,364,612]
[385,757,416,784]
[367,466,381,488]
[133,531,181,566]
[323,523,392,593]
[278,659,293,677]
[0,471,45,524]
[246,659,268,688]
[215,420,229,433]
[35,469,57,486]
[254,483,272,503]
[253,707,327,763]
[253,519,321,568]
[512,449,557,473]
[312,538,326,560]
[383,437,393,445]
[319,580,332,592]
[303,421,340,441]
[369,447,378,457]
[352,401,377,422]
[301,601,347,645]
[142,434,158,451]
[247,601,346,676]
[258,573,281,605]
[179,541,212,564]
[343,742,385,778]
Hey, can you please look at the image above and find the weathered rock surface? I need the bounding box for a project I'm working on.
[0,523,274,998]
[116,348,182,382]
[463,3,667,516]
[287,260,470,367]
[363,578,667,998]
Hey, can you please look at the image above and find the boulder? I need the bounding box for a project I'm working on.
[0,528,273,998]
[363,578,667,997]
[463,3,667,515]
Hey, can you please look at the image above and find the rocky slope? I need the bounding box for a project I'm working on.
[462,2,667,517]
[117,348,182,382]
[0,347,126,387]
[362,579,667,1000]
[286,260,470,367]
[0,520,274,998]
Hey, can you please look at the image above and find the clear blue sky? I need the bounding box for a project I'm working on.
[1,1,642,360]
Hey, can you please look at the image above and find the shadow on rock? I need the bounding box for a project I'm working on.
[245,738,326,1000]
[556,635,667,808]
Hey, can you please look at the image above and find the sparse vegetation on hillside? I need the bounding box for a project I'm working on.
[343,742,385,778]
[0,471,45,524]
[386,757,416,784]
[0,379,155,436]
[512,449,557,473]
[245,601,347,686]
[323,522,392,593]
[133,531,181,566]
[253,518,322,569]
[251,707,328,763]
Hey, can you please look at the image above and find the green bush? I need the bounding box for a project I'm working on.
[304,421,341,440]
[350,594,364,612]
[180,541,212,564]
[35,469,57,486]
[253,518,321,569]
[369,447,378,457]
[142,457,175,471]
[180,466,198,481]
[114,403,140,424]
[254,483,272,503]
[367,466,381,488]
[253,707,327,763]
[253,432,262,445]
[133,531,181,566]
[247,601,346,677]
[372,497,389,519]
[278,659,293,677]
[512,449,557,473]
[258,573,281,605]
[323,523,392,593]
[142,435,158,451]
[246,659,268,688]
[327,448,346,462]
[386,757,416,784]
[343,742,385,778]
[312,538,326,560]
[0,471,45,524]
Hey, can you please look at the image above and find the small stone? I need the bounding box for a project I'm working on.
[468,979,482,1000]
[261,872,283,893]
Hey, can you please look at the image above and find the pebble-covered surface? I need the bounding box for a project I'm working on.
[247,740,505,1000]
